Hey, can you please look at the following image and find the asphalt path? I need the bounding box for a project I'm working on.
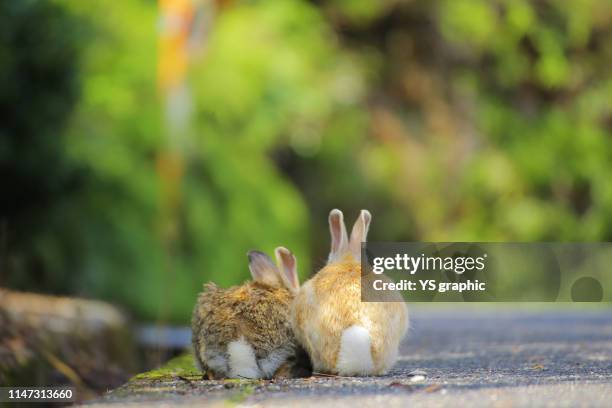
[89,306,612,407]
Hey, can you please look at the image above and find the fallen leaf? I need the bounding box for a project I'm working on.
[423,384,442,393]
[388,382,414,391]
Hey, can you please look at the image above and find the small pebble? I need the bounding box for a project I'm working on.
[407,369,428,378]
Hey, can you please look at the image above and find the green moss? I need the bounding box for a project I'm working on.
[125,352,263,406]
[131,353,201,381]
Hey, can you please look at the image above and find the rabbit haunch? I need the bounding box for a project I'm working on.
[291,209,408,376]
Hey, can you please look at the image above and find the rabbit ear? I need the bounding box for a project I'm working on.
[274,247,299,294]
[247,250,282,287]
[349,209,371,261]
[328,209,348,263]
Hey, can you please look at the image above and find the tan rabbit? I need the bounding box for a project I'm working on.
[191,247,311,379]
[292,209,408,376]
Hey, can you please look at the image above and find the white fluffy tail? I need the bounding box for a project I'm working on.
[227,337,262,379]
[336,325,374,376]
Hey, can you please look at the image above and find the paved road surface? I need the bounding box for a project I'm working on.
[90,307,612,407]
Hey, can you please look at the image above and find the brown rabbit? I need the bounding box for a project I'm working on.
[291,209,408,376]
[191,247,310,379]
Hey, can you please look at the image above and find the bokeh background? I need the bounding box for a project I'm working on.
[2,0,612,328]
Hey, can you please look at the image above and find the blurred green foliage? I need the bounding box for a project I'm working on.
[0,0,87,295]
[2,0,611,321]
[1,0,358,322]
[310,0,612,242]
